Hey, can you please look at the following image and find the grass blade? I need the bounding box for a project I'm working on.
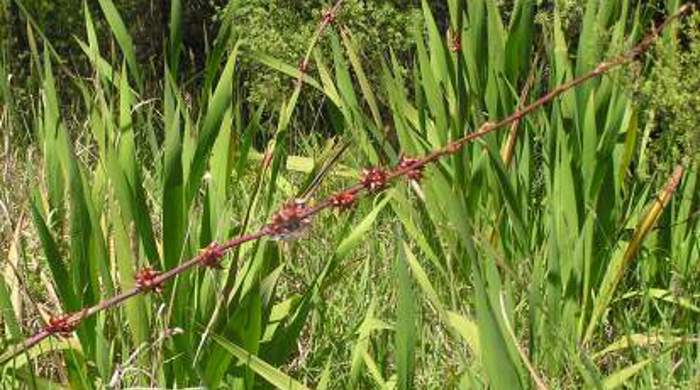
[212,334,310,390]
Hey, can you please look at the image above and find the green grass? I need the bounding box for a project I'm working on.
[1,0,699,388]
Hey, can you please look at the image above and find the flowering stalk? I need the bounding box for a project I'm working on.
[1,3,693,365]
[297,0,345,82]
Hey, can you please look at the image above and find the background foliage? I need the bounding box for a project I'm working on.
[224,0,418,108]
[637,12,700,166]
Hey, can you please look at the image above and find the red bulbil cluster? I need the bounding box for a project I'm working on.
[360,168,388,192]
[330,191,357,211]
[445,141,461,155]
[322,8,336,25]
[45,314,77,337]
[135,267,163,293]
[398,156,425,182]
[449,30,462,53]
[199,243,225,269]
[265,200,312,240]
[298,58,310,74]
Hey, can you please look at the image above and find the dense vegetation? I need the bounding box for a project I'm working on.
[1,0,699,388]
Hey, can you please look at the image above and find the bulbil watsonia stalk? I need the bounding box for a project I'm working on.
[0,3,693,365]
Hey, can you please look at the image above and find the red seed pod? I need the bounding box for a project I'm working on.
[330,191,357,211]
[398,155,425,182]
[199,243,225,269]
[265,200,312,241]
[45,314,77,337]
[135,267,163,293]
[360,168,388,192]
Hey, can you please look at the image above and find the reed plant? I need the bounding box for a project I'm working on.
[0,0,699,388]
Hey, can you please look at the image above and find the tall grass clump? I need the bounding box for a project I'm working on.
[0,0,699,389]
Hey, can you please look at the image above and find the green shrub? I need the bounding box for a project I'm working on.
[225,0,418,108]
[638,12,700,164]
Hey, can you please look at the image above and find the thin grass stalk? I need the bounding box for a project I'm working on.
[1,3,693,365]
[500,59,537,166]
[499,292,549,390]
[490,61,538,245]
[296,0,345,85]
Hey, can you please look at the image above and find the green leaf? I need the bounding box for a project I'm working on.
[30,192,78,311]
[395,236,417,390]
[602,357,656,389]
[335,194,392,258]
[162,85,186,271]
[1,337,82,370]
[212,334,310,390]
[472,262,525,389]
[0,275,21,340]
[316,357,333,390]
[505,0,535,82]
[340,30,382,129]
[249,51,323,92]
[445,311,481,358]
[168,0,183,70]
[112,208,150,346]
[350,300,391,386]
[96,0,141,87]
[186,43,240,207]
